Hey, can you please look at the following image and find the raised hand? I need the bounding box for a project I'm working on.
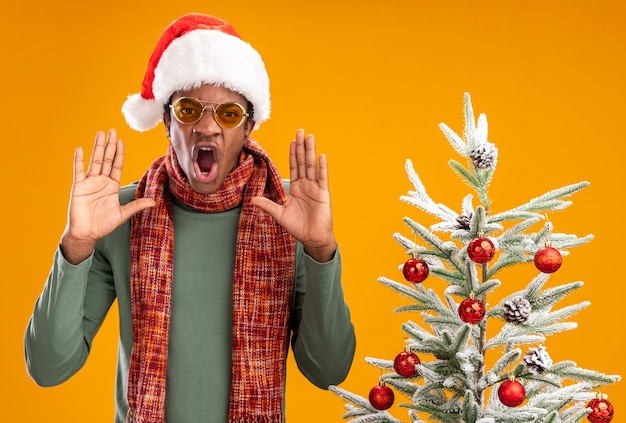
[60,129,155,264]
[251,129,337,263]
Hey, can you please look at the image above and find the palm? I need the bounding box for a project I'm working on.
[280,177,332,248]
[68,172,129,242]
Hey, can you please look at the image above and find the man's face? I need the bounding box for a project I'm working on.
[164,84,255,194]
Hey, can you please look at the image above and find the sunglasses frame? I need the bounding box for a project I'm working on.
[169,97,250,129]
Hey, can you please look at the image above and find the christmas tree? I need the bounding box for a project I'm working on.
[329,93,620,423]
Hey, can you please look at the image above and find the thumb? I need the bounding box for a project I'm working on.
[119,198,156,223]
[250,196,283,221]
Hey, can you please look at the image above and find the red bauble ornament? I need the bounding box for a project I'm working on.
[587,397,614,423]
[393,350,421,377]
[534,245,562,273]
[498,380,526,407]
[458,296,486,324]
[369,382,394,410]
[402,258,429,283]
[467,237,496,263]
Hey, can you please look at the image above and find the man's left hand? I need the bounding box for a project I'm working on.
[251,129,337,263]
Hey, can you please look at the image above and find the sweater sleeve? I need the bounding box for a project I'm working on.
[24,246,116,387]
[290,246,356,389]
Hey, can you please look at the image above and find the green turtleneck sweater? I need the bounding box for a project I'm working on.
[24,183,356,422]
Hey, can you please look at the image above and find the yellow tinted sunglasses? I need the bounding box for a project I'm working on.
[169,97,250,129]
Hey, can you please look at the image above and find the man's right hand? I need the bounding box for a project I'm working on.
[60,129,155,265]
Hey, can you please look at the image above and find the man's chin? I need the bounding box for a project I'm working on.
[189,166,222,194]
[190,181,220,195]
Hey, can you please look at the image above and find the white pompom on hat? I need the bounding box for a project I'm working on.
[122,13,270,132]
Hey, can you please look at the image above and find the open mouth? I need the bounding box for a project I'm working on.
[193,147,218,183]
[197,147,215,173]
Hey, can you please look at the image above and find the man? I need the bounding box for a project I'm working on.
[25,13,355,422]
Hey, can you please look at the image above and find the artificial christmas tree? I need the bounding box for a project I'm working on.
[330,93,620,422]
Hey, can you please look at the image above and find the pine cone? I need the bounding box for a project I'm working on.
[470,142,498,169]
[524,345,553,374]
[503,296,531,324]
[455,213,473,230]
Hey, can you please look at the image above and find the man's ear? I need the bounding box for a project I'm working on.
[244,119,256,138]
[163,112,171,139]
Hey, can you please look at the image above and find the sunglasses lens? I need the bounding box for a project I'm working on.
[172,98,204,124]
[214,103,246,128]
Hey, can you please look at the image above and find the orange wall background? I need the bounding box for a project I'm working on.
[2,1,624,421]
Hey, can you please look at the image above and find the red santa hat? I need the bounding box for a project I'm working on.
[122,13,270,132]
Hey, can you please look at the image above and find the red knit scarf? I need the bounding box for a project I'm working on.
[127,139,296,422]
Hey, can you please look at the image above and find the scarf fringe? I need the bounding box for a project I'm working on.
[128,409,282,423]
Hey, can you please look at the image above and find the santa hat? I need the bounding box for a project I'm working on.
[122,13,270,132]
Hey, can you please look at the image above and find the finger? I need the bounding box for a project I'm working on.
[73,146,85,184]
[288,140,298,183]
[101,129,119,176]
[86,131,106,176]
[295,129,306,180]
[318,153,329,190]
[250,196,284,223]
[109,138,125,183]
[119,198,156,223]
[304,133,318,181]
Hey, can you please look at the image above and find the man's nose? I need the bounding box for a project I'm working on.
[193,109,221,134]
